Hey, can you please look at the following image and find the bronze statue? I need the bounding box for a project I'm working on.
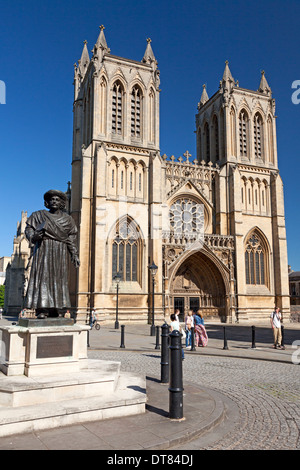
[24,190,80,319]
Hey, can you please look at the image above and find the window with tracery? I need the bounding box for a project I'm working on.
[112,81,123,135]
[131,86,141,137]
[112,219,141,282]
[169,198,204,238]
[239,110,248,157]
[254,113,263,159]
[245,232,266,285]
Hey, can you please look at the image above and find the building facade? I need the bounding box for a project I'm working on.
[70,27,290,323]
[4,211,31,314]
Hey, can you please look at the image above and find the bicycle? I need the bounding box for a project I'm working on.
[90,320,100,330]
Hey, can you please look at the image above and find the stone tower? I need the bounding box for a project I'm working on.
[195,61,290,319]
[70,27,163,322]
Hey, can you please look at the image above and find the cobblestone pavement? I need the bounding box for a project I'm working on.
[89,350,300,450]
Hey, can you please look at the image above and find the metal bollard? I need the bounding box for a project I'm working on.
[169,330,184,420]
[191,326,196,351]
[87,329,90,348]
[281,325,285,349]
[155,325,160,350]
[120,325,125,348]
[251,325,256,349]
[161,323,169,383]
[223,326,229,350]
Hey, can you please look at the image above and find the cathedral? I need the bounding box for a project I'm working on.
[69,26,290,324]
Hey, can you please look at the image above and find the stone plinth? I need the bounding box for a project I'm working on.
[0,320,89,377]
[0,321,147,437]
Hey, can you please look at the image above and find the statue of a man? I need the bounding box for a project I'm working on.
[24,190,80,319]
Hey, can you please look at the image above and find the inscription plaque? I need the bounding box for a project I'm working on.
[36,335,73,359]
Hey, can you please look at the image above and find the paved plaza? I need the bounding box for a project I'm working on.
[0,316,300,450]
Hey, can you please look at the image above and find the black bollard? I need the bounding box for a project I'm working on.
[281,325,285,349]
[87,329,90,348]
[223,326,229,350]
[191,326,196,351]
[161,323,169,383]
[120,325,125,348]
[155,325,160,350]
[169,330,184,420]
[251,325,256,349]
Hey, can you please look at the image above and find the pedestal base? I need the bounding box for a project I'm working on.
[0,360,146,437]
[0,321,89,377]
[0,322,146,437]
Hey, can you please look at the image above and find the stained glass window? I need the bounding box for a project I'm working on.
[112,220,140,282]
[245,232,267,285]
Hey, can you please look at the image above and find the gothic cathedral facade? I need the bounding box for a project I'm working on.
[70,27,290,323]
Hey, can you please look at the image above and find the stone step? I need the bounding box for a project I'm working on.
[0,373,146,437]
[0,360,146,437]
[0,360,121,407]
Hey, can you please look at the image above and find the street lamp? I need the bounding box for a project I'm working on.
[149,261,158,336]
[114,272,122,329]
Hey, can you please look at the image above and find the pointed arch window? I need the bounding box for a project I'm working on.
[254,112,263,159]
[149,88,155,142]
[267,116,274,163]
[112,219,142,283]
[245,232,267,286]
[213,115,219,160]
[131,86,142,138]
[204,122,210,162]
[99,76,107,135]
[112,81,123,135]
[230,107,236,156]
[239,110,249,157]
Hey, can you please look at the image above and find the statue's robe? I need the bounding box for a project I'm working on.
[24,210,78,310]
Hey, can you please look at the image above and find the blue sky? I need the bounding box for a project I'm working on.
[0,0,299,270]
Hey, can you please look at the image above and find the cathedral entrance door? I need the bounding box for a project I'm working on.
[174,297,185,322]
[169,251,228,321]
[189,297,200,313]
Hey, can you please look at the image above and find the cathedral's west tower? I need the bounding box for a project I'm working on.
[195,62,289,319]
[70,27,163,321]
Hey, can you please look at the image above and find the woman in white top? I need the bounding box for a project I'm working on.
[170,314,184,359]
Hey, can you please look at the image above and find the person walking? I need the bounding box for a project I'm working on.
[185,310,194,349]
[270,307,283,349]
[194,310,208,347]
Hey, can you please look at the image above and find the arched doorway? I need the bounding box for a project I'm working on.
[169,250,228,322]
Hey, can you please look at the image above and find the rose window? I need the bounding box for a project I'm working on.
[169,198,204,237]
